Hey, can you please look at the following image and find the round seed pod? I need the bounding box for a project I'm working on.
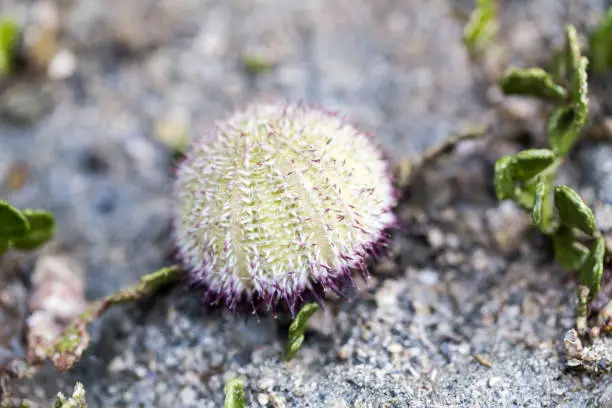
[174,103,397,315]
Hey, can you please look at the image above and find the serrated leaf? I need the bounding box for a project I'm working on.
[224,378,247,408]
[0,18,20,76]
[554,185,597,236]
[494,155,515,200]
[463,0,498,55]
[10,209,54,250]
[552,226,589,270]
[510,149,556,181]
[589,8,612,74]
[498,67,568,101]
[532,174,555,233]
[0,200,29,238]
[286,303,320,361]
[579,236,605,296]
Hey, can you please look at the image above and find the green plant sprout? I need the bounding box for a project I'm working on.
[286,302,320,360]
[241,54,273,75]
[495,25,605,332]
[0,17,19,77]
[224,378,247,408]
[463,0,498,56]
[0,201,55,255]
[54,382,87,408]
[589,7,612,74]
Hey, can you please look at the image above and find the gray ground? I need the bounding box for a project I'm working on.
[1,0,612,406]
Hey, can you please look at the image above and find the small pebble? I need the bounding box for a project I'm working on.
[258,393,270,406]
[270,394,286,408]
[488,376,502,389]
[133,365,147,379]
[327,399,350,408]
[445,233,460,249]
[179,387,197,405]
[257,377,276,391]
[426,227,444,249]
[337,345,351,360]
[599,382,612,408]
[387,343,403,354]
[417,269,439,286]
[47,49,77,80]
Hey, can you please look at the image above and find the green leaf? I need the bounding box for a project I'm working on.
[552,226,589,270]
[573,55,589,105]
[10,209,54,250]
[515,186,536,211]
[547,27,588,157]
[565,25,590,102]
[0,200,29,238]
[547,106,581,157]
[579,236,605,296]
[498,67,568,101]
[494,155,515,200]
[463,0,498,55]
[554,185,597,236]
[241,55,273,75]
[532,174,555,233]
[0,18,20,76]
[286,303,320,361]
[549,49,568,84]
[510,149,556,181]
[0,237,9,256]
[224,378,247,408]
[589,8,612,74]
[565,25,581,87]
[514,177,540,211]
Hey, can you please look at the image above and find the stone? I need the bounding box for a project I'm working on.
[257,393,270,406]
[47,49,77,80]
[179,387,198,405]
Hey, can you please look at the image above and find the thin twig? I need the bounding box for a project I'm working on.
[27,265,182,372]
[576,285,589,334]
[394,126,488,189]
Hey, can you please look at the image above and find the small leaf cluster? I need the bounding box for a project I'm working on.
[463,0,498,56]
[0,200,55,256]
[0,17,20,76]
[495,26,605,297]
[54,382,87,408]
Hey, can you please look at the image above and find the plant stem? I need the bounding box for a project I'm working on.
[27,265,182,372]
[395,126,487,188]
[576,285,589,333]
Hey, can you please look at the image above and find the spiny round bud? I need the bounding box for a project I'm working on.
[174,103,397,315]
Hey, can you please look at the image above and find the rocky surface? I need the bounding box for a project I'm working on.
[0,0,612,406]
